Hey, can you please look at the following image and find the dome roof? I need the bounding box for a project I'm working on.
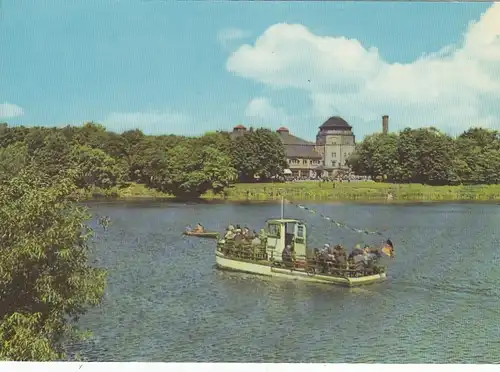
[276,127,289,133]
[319,116,352,130]
[233,124,247,130]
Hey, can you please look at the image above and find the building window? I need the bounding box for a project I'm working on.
[303,159,307,165]
[331,152,336,158]
[331,160,336,167]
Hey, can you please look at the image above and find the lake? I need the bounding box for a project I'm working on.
[76,200,500,363]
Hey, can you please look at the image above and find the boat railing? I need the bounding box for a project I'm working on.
[217,239,269,261]
[273,257,386,278]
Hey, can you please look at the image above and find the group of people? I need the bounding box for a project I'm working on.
[221,224,267,247]
[314,241,394,270]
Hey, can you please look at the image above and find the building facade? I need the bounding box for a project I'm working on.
[230,116,358,178]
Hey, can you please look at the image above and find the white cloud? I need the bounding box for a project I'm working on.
[102,109,191,135]
[227,4,500,136]
[218,28,252,47]
[0,102,24,118]
[245,97,289,122]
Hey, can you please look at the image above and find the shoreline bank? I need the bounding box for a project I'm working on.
[79,182,500,205]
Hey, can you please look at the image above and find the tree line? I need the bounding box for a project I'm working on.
[349,127,500,186]
[0,122,288,198]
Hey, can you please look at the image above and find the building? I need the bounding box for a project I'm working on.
[276,126,322,178]
[229,115,358,178]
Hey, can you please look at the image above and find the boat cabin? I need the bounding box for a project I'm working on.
[264,218,308,262]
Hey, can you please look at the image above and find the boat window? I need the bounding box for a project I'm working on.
[267,224,281,237]
[297,224,305,238]
[285,223,296,235]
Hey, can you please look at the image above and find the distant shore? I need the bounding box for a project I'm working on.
[78,181,500,204]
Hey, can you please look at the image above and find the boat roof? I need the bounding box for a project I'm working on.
[266,218,305,224]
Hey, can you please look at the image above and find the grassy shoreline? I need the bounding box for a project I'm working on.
[78,181,500,204]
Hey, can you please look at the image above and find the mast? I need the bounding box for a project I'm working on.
[281,195,284,219]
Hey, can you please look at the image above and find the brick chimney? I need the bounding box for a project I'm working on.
[382,115,389,135]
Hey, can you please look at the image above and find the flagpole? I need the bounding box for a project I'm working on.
[281,195,284,220]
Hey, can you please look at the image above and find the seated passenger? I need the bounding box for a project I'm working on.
[251,234,261,246]
[259,229,267,240]
[243,226,250,237]
[234,233,243,245]
[349,244,365,260]
[224,228,235,240]
[193,223,205,233]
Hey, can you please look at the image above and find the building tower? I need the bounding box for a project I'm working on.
[230,124,247,140]
[315,116,356,175]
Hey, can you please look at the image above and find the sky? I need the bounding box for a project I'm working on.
[0,0,498,141]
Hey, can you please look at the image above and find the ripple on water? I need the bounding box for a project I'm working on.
[76,201,500,362]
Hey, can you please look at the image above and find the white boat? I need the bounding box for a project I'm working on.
[215,197,388,287]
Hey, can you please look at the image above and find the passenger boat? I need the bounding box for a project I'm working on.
[183,231,219,239]
[214,198,388,287]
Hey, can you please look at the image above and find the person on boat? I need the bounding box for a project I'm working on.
[185,225,193,233]
[333,244,347,268]
[243,226,250,237]
[193,223,205,233]
[234,231,243,246]
[234,224,242,234]
[251,233,261,246]
[224,227,235,240]
[227,224,235,231]
[259,228,267,240]
[246,229,256,240]
[349,244,364,260]
[282,245,294,267]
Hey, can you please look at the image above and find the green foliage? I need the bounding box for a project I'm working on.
[148,138,237,198]
[0,169,106,360]
[0,142,29,183]
[231,128,287,181]
[351,127,500,186]
[70,145,123,189]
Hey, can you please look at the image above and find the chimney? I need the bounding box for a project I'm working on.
[382,115,389,135]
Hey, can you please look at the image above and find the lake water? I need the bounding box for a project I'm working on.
[76,200,500,363]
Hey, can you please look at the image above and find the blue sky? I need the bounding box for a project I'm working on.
[0,0,497,141]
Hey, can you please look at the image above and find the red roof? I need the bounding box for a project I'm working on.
[233,124,247,130]
[277,127,289,132]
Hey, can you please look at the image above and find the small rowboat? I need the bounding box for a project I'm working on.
[183,231,219,239]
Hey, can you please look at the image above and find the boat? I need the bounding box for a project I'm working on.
[214,197,388,287]
[183,231,220,239]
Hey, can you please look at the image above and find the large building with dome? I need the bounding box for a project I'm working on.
[230,115,383,178]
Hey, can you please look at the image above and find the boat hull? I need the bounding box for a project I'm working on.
[215,251,386,287]
[183,232,219,239]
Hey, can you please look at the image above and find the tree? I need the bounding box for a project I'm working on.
[0,169,106,360]
[70,145,123,189]
[348,133,398,181]
[26,129,72,178]
[149,140,237,198]
[396,128,457,185]
[456,128,500,184]
[0,142,29,184]
[231,128,287,181]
